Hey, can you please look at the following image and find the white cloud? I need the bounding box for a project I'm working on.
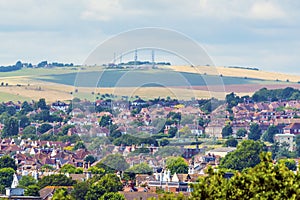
[249,1,286,20]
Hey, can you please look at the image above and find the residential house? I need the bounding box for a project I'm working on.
[274,134,295,151]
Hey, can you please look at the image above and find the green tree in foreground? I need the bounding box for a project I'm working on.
[189,152,300,200]
[71,182,89,200]
[24,185,40,196]
[99,192,125,200]
[52,188,73,200]
[220,140,265,171]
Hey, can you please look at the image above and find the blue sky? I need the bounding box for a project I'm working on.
[0,0,300,73]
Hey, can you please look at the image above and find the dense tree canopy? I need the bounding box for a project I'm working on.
[221,124,233,138]
[2,117,19,137]
[262,125,278,143]
[59,164,83,174]
[166,157,188,174]
[190,152,300,200]
[19,175,37,188]
[236,128,247,138]
[248,123,261,141]
[252,87,300,102]
[37,174,76,189]
[126,162,152,175]
[225,137,238,147]
[0,168,15,188]
[0,155,17,170]
[220,140,265,171]
[96,154,129,172]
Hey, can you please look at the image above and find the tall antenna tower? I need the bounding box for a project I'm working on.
[134,49,138,67]
[119,53,123,64]
[113,52,116,65]
[151,49,155,68]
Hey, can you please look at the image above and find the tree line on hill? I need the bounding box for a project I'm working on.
[0,61,74,72]
[226,87,300,108]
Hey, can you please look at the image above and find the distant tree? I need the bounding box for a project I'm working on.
[35,98,48,110]
[166,157,188,174]
[159,138,170,147]
[236,128,247,138]
[99,115,112,127]
[22,126,36,135]
[0,155,17,170]
[87,166,105,175]
[37,174,76,189]
[126,163,152,175]
[248,123,261,141]
[84,155,97,165]
[73,141,86,150]
[262,125,278,143]
[168,127,177,138]
[38,123,53,134]
[59,164,83,174]
[19,175,37,188]
[220,140,265,171]
[61,125,75,135]
[222,124,233,138]
[6,106,16,116]
[96,154,129,173]
[296,135,300,157]
[18,115,30,128]
[154,146,183,158]
[225,137,238,147]
[21,101,33,114]
[2,117,19,137]
[0,167,15,187]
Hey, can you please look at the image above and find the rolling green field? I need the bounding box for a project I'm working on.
[36,69,273,88]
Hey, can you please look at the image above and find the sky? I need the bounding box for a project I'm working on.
[0,0,300,73]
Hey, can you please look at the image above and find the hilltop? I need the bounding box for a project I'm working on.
[0,65,299,102]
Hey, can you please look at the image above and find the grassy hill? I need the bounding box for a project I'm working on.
[0,65,299,102]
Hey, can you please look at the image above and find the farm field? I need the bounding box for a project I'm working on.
[0,66,299,102]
